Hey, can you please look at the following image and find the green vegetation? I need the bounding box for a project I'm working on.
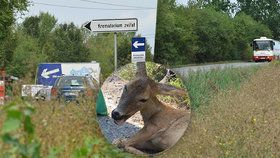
[160,63,280,158]
[0,99,131,158]
[0,100,40,157]
[117,62,190,109]
[86,33,152,78]
[0,0,30,68]
[117,62,166,81]
[184,66,260,109]
[155,0,273,66]
[1,12,152,81]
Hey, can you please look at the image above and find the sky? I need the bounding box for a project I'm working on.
[18,0,161,54]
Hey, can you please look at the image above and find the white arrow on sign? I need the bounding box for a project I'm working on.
[133,41,145,49]
[41,68,60,79]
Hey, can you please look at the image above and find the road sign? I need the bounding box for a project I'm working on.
[132,51,146,63]
[83,18,138,71]
[132,37,145,52]
[37,64,62,86]
[84,18,138,33]
[36,63,101,86]
[131,37,146,63]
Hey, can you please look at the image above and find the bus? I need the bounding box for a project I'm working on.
[252,37,280,62]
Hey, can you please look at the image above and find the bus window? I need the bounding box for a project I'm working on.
[253,41,272,51]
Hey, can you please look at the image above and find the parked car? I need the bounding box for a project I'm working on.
[51,75,99,103]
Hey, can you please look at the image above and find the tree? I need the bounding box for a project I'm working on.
[48,23,90,62]
[21,12,57,51]
[86,33,115,78]
[0,0,29,68]
[188,0,235,15]
[154,1,272,65]
[22,16,40,38]
[37,12,57,48]
[8,32,43,78]
[233,12,272,60]
[237,0,280,39]
[154,0,187,65]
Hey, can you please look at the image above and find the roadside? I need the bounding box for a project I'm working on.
[160,62,280,157]
[172,62,267,77]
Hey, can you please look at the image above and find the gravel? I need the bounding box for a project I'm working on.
[97,116,140,143]
[97,74,143,143]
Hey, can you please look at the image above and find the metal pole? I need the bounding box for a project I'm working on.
[114,32,117,71]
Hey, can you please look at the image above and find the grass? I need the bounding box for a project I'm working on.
[1,62,275,157]
[117,62,166,82]
[184,66,260,109]
[171,60,247,68]
[0,98,131,158]
[159,62,280,157]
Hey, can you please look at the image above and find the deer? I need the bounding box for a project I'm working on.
[111,62,191,155]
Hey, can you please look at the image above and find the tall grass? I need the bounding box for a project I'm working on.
[184,66,260,109]
[160,63,280,157]
[0,98,131,158]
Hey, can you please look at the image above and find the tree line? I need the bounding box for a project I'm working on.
[0,4,151,79]
[154,0,278,66]
[1,0,280,79]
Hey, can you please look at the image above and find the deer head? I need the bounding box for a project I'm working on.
[112,62,186,125]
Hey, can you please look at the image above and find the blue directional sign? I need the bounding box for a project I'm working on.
[132,37,145,52]
[37,64,62,86]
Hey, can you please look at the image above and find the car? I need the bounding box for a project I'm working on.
[51,75,99,103]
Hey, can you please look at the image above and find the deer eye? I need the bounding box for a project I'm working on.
[139,99,148,103]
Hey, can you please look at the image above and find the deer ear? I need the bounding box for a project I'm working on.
[136,62,147,78]
[154,83,186,96]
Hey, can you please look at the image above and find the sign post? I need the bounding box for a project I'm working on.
[131,37,146,63]
[114,32,117,71]
[84,18,138,70]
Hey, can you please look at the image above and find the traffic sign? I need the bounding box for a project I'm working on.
[132,37,145,52]
[132,51,146,63]
[131,37,146,63]
[37,64,62,86]
[84,18,138,33]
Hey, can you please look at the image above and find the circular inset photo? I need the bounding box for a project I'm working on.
[97,62,191,155]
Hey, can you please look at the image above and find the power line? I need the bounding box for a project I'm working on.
[33,2,156,10]
[79,0,156,9]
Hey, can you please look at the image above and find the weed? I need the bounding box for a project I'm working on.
[184,66,260,109]
[160,63,280,157]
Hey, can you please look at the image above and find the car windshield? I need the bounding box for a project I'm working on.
[57,76,84,87]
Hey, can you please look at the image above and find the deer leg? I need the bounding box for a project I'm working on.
[120,126,164,153]
[124,146,147,155]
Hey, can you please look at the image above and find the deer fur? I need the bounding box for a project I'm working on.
[112,62,190,155]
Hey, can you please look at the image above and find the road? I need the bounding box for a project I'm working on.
[171,62,267,78]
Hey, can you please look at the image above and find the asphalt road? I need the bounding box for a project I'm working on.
[171,62,268,78]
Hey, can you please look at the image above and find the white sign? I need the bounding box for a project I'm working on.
[21,85,44,97]
[132,51,146,63]
[84,18,138,33]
